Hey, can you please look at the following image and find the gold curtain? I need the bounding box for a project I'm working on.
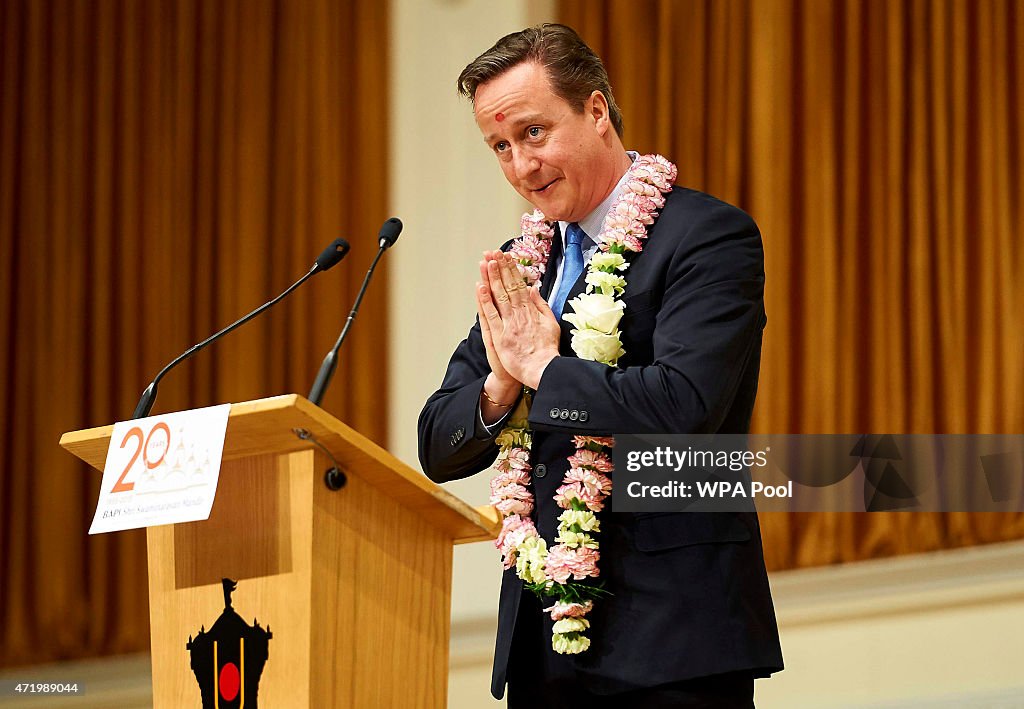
[0,0,389,666]
[560,0,1024,570]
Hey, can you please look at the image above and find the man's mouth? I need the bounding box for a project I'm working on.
[531,178,559,194]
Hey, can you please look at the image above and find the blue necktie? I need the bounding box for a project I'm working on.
[551,223,586,319]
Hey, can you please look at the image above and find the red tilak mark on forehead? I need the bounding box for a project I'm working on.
[495,112,505,122]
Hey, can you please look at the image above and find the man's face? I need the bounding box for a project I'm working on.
[474,62,615,223]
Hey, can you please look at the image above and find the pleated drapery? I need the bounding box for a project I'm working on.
[561,0,1024,570]
[0,0,389,666]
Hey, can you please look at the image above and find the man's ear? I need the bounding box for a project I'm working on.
[588,90,612,136]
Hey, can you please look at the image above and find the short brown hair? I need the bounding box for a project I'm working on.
[457,23,624,137]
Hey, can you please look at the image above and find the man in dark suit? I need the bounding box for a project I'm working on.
[418,24,783,708]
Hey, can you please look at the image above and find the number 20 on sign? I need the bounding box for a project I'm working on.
[110,421,171,493]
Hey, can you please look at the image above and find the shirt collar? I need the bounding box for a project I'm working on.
[558,150,638,247]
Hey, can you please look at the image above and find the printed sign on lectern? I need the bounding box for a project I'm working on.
[89,404,230,534]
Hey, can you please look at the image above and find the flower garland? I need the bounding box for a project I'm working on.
[489,154,678,654]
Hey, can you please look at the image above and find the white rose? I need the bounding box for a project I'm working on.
[585,270,626,297]
[562,293,624,334]
[570,329,624,364]
[590,252,629,272]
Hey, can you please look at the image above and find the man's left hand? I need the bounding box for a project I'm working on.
[476,251,561,389]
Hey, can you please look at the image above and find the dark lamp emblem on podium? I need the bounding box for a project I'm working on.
[187,579,272,708]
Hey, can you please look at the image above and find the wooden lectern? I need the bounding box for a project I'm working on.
[59,395,500,708]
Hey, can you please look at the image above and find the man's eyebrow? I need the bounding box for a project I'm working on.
[482,114,546,144]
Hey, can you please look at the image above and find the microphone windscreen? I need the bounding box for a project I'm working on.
[378,217,403,248]
[316,238,351,272]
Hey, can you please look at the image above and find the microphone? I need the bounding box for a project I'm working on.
[307,217,403,407]
[131,238,351,419]
[378,217,402,249]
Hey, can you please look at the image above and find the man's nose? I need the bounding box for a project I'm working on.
[512,149,540,180]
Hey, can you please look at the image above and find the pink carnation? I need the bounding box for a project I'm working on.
[637,153,673,173]
[601,228,645,253]
[543,600,594,621]
[509,244,543,264]
[521,210,555,239]
[489,481,533,507]
[520,209,543,228]
[618,191,659,216]
[494,496,533,517]
[490,468,531,491]
[626,178,660,198]
[611,201,647,224]
[495,514,538,568]
[624,234,646,252]
[645,154,679,182]
[630,154,679,185]
[567,448,614,473]
[509,233,550,263]
[601,226,628,245]
[554,482,605,511]
[565,468,613,498]
[510,210,555,286]
[632,165,673,192]
[603,228,645,252]
[651,175,672,192]
[495,447,531,473]
[544,545,601,584]
[604,212,645,233]
[626,161,675,191]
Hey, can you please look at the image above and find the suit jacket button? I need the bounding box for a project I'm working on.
[569,410,579,421]
[559,409,570,420]
[579,411,589,422]
[549,408,560,419]
[535,463,547,478]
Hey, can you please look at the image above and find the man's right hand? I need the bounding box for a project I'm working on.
[477,258,521,424]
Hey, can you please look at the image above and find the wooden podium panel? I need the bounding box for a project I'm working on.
[60,396,499,708]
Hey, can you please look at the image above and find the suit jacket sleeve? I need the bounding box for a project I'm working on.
[417,314,514,483]
[528,193,766,436]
